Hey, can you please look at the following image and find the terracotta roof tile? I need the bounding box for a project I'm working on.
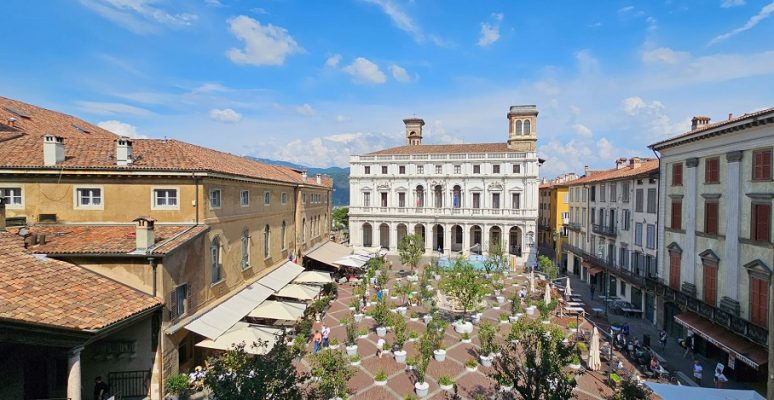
[0,231,161,331]
[0,96,118,139]
[567,159,659,186]
[7,224,208,256]
[366,143,519,155]
[650,107,774,150]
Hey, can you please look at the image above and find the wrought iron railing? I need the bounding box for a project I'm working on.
[592,223,617,237]
[567,222,582,231]
[108,370,151,399]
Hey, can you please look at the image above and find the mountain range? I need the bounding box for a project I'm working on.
[247,157,350,206]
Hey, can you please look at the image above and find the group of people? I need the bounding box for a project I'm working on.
[189,365,207,391]
[312,324,331,353]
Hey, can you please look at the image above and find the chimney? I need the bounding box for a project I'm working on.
[404,117,425,146]
[43,134,65,166]
[629,157,642,168]
[133,217,156,251]
[0,198,5,231]
[301,170,308,181]
[116,136,133,166]
[690,116,711,131]
[8,117,16,128]
[615,157,628,170]
[584,165,589,176]
[315,174,322,184]
[728,113,733,121]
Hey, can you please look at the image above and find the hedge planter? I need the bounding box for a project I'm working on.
[394,349,407,363]
[415,382,430,398]
[496,296,506,304]
[354,313,364,323]
[479,354,493,368]
[345,345,358,357]
[433,349,447,362]
[376,326,387,337]
[453,321,474,334]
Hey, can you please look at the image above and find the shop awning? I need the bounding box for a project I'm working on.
[258,260,305,291]
[334,255,367,269]
[186,283,273,340]
[274,283,321,301]
[293,270,333,285]
[304,241,353,268]
[644,382,765,400]
[674,312,768,369]
[586,266,604,275]
[196,322,284,355]
[248,300,307,320]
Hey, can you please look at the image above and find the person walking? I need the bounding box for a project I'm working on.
[693,360,703,385]
[93,376,109,400]
[321,324,330,348]
[376,337,386,358]
[313,330,322,353]
[683,331,694,358]
[658,330,668,349]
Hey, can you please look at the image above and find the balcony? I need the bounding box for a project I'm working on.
[592,223,617,237]
[564,244,651,288]
[567,222,582,232]
[349,206,537,219]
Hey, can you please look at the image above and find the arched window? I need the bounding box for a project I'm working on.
[240,229,250,269]
[363,223,373,247]
[523,120,531,135]
[263,225,270,259]
[514,120,522,135]
[416,185,425,207]
[452,185,462,208]
[434,185,443,208]
[210,237,221,283]
[281,221,287,250]
[301,218,306,243]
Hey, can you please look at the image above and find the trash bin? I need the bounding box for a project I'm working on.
[643,334,651,347]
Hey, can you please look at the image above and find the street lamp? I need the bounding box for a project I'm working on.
[596,244,608,317]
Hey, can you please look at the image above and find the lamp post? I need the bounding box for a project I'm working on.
[527,231,535,273]
[596,244,607,317]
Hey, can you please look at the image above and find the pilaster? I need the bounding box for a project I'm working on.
[723,151,743,301]
[67,346,84,400]
[684,158,698,289]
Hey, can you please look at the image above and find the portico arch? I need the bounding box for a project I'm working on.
[509,226,522,256]
[432,224,444,253]
[470,225,483,254]
[379,223,390,249]
[397,223,408,245]
[451,225,463,253]
[489,226,502,247]
[362,223,373,247]
[414,224,426,248]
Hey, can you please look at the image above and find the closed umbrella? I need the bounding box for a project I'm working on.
[544,283,552,304]
[196,322,283,355]
[529,271,535,293]
[248,300,307,320]
[564,277,572,297]
[275,284,321,301]
[587,326,602,371]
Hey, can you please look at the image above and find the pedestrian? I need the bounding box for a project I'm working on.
[93,376,109,400]
[622,322,630,337]
[714,363,728,388]
[376,287,383,302]
[590,285,595,300]
[658,330,668,349]
[693,360,703,385]
[376,337,385,358]
[321,324,330,348]
[313,330,322,353]
[683,331,694,358]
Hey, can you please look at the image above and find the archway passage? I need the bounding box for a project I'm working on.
[433,224,444,253]
[451,225,463,253]
[379,223,390,249]
[397,223,408,245]
[509,226,522,256]
[489,226,502,248]
[470,225,482,254]
[362,223,373,247]
[414,224,426,249]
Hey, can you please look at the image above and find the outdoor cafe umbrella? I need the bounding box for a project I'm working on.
[587,326,602,371]
[564,277,572,297]
[529,271,535,293]
[544,283,552,304]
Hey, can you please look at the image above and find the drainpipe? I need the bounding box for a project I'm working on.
[148,257,158,297]
[193,174,200,225]
[651,148,662,328]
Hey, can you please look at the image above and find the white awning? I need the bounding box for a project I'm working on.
[248,300,307,320]
[644,382,765,400]
[293,270,333,284]
[275,283,321,301]
[334,255,366,269]
[185,283,273,340]
[196,322,284,355]
[258,260,305,291]
[304,241,352,268]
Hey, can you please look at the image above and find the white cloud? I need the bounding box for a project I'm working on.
[204,0,222,7]
[646,16,658,31]
[596,138,615,159]
[325,54,342,68]
[709,1,774,45]
[641,47,690,64]
[295,103,316,116]
[226,16,303,66]
[477,12,504,47]
[361,0,449,46]
[342,57,387,84]
[576,49,600,74]
[620,96,686,138]
[573,123,593,138]
[335,115,350,123]
[389,64,411,83]
[79,0,197,34]
[208,108,242,123]
[265,131,403,167]
[97,120,147,138]
[76,101,154,116]
[721,0,745,7]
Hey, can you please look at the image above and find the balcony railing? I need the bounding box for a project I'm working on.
[564,244,652,287]
[567,222,582,231]
[349,206,537,218]
[592,224,617,237]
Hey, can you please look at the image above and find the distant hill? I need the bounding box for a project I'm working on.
[247,157,350,206]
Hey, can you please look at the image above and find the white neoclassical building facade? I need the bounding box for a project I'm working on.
[349,105,540,269]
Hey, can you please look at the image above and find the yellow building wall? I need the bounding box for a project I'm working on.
[551,186,570,264]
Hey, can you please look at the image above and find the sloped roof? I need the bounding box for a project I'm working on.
[567,159,659,186]
[0,231,161,331]
[0,96,118,140]
[7,224,209,256]
[366,142,520,155]
[650,107,774,150]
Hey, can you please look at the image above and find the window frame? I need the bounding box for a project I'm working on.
[473,164,481,174]
[703,262,718,306]
[364,165,371,175]
[210,237,222,284]
[399,165,406,175]
[492,164,501,174]
[435,165,442,174]
[74,185,104,210]
[672,162,683,186]
[240,229,250,269]
[0,186,24,209]
[281,192,288,205]
[752,148,772,181]
[634,222,643,246]
[381,165,388,174]
[646,188,657,214]
[491,193,501,209]
[751,202,771,242]
[209,188,222,210]
[705,157,720,184]
[417,165,424,174]
[263,225,271,259]
[512,164,521,174]
[263,191,271,206]
[671,198,682,230]
[151,187,180,210]
[704,200,719,235]
[646,224,656,249]
[750,277,769,327]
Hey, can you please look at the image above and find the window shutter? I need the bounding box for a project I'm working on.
[185,284,192,315]
[169,289,178,319]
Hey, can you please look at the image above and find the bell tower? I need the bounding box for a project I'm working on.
[506,105,538,152]
[404,117,425,146]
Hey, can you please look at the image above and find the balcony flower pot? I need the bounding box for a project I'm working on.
[345,344,358,357]
[394,349,407,363]
[415,381,430,398]
[376,326,387,337]
[433,349,447,362]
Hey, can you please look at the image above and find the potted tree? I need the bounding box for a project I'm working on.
[414,332,433,398]
[438,376,454,391]
[509,294,522,323]
[165,373,191,400]
[344,316,359,357]
[428,317,448,362]
[478,321,496,367]
[465,359,478,372]
[372,300,391,337]
[310,349,355,400]
[399,234,424,274]
[392,313,409,363]
[350,354,361,366]
[374,370,388,386]
[441,259,485,334]
[460,332,472,344]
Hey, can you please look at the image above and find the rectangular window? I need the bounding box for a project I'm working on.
[646,224,656,249]
[705,157,720,183]
[669,254,681,291]
[281,192,288,205]
[600,184,606,202]
[0,187,22,206]
[703,264,718,306]
[399,165,406,174]
[705,201,719,235]
[235,190,247,207]
[753,149,772,181]
[398,192,406,208]
[622,209,631,230]
[364,166,370,175]
[380,192,387,207]
[751,277,769,327]
[153,188,178,209]
[622,182,630,202]
[435,165,442,174]
[751,203,771,242]
[619,247,628,267]
[472,193,481,209]
[610,183,617,203]
[512,193,521,209]
[672,163,683,186]
[170,283,188,319]
[492,193,500,209]
[417,165,424,174]
[620,281,626,297]
[512,164,521,174]
[209,189,221,209]
[77,187,102,208]
[454,165,461,174]
[590,186,596,202]
[646,189,657,213]
[473,165,481,174]
[302,193,306,203]
[381,165,388,174]
[635,189,644,212]
[211,241,221,284]
[635,223,643,246]
[671,199,682,230]
[591,207,595,224]
[263,191,271,205]
[493,165,500,174]
[363,192,370,207]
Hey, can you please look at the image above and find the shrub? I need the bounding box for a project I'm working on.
[499,313,509,321]
[576,342,588,353]
[465,359,478,368]
[296,318,313,338]
[374,370,388,381]
[371,300,391,327]
[323,282,338,297]
[350,354,360,363]
[344,316,358,346]
[461,332,470,340]
[438,376,454,385]
[165,373,191,397]
[478,321,497,355]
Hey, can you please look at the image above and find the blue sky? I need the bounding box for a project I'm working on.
[1,0,773,176]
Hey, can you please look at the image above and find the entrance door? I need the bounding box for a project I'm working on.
[644,292,654,323]
[663,302,682,337]
[631,286,643,310]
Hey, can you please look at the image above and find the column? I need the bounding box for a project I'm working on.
[463,224,471,255]
[445,224,453,255]
[389,222,398,251]
[67,346,84,400]
[684,158,698,294]
[722,151,743,305]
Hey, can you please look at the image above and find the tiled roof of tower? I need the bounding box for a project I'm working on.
[0,96,118,140]
[0,231,161,331]
[7,224,209,256]
[366,143,518,155]
[650,107,774,150]
[567,159,659,186]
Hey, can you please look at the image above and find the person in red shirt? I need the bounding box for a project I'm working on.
[313,330,322,353]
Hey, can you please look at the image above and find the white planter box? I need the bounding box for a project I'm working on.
[433,349,447,362]
[345,345,358,357]
[374,379,387,386]
[453,321,473,334]
[354,313,364,323]
[394,349,407,363]
[376,326,387,337]
[440,383,454,391]
[480,355,493,367]
[415,381,429,398]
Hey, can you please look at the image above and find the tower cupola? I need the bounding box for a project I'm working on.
[403,117,425,146]
[506,105,538,152]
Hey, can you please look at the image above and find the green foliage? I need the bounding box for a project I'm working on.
[490,319,579,400]
[332,206,349,231]
[426,317,448,350]
[605,377,651,400]
[440,258,487,319]
[309,348,355,398]
[510,294,523,315]
[538,299,559,319]
[478,321,497,355]
[322,282,338,297]
[438,376,454,386]
[483,242,508,274]
[393,279,415,306]
[465,359,478,368]
[414,331,434,384]
[398,234,424,272]
[391,313,408,349]
[374,370,388,381]
[296,318,313,339]
[204,337,304,400]
[371,300,391,328]
[576,342,588,354]
[344,315,358,346]
[165,373,191,397]
[538,255,559,280]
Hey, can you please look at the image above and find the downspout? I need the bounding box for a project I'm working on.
[193,174,200,225]
[651,148,662,328]
[148,257,158,297]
